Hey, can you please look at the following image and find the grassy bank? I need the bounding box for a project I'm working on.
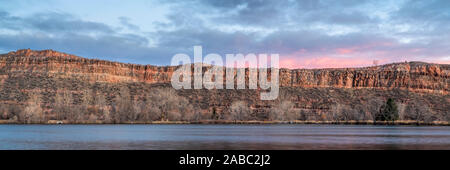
[0,119,449,126]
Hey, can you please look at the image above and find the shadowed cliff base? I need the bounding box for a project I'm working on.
[0,49,448,124]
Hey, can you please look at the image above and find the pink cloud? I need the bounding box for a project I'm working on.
[426,57,450,64]
[336,48,354,54]
[273,37,450,69]
[280,56,378,69]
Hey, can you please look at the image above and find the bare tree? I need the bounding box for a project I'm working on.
[228,101,251,122]
[22,92,45,123]
[397,103,407,120]
[111,87,133,123]
[269,100,297,121]
[8,104,22,122]
[74,89,95,123]
[0,103,8,119]
[366,98,385,122]
[178,98,195,121]
[147,88,194,121]
[53,90,74,121]
[139,95,160,121]
[330,103,361,121]
[404,101,435,123]
[94,92,110,123]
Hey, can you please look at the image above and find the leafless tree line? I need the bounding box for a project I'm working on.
[109,87,198,123]
[0,89,447,123]
[0,87,199,123]
[222,98,447,123]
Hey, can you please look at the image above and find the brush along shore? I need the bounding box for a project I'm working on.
[0,119,448,126]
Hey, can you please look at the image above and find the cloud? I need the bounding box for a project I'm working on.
[1,0,450,68]
[0,11,113,33]
[393,0,450,23]
[169,0,379,26]
[280,56,377,69]
[118,16,140,31]
[0,32,173,63]
[0,10,174,65]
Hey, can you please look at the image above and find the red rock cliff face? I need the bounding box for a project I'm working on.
[279,62,448,94]
[1,49,448,94]
[0,49,448,120]
[0,49,177,83]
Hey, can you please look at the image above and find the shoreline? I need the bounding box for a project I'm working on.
[0,120,448,126]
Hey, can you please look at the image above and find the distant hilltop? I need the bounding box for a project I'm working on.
[5,49,82,59]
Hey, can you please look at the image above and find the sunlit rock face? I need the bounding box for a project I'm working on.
[2,49,447,92]
[0,49,448,119]
[0,49,177,83]
[280,62,448,94]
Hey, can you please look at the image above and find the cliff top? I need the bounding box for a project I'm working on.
[3,49,81,60]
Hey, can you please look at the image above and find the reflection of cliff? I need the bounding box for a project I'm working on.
[0,49,448,122]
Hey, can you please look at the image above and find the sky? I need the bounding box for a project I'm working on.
[0,0,449,68]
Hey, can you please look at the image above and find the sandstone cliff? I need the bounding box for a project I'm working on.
[0,49,448,122]
[2,49,447,93]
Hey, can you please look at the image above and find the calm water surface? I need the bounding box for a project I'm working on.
[0,124,449,150]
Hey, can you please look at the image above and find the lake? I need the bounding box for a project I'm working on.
[0,124,449,150]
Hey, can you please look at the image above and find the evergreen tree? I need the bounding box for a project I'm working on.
[376,98,399,121]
